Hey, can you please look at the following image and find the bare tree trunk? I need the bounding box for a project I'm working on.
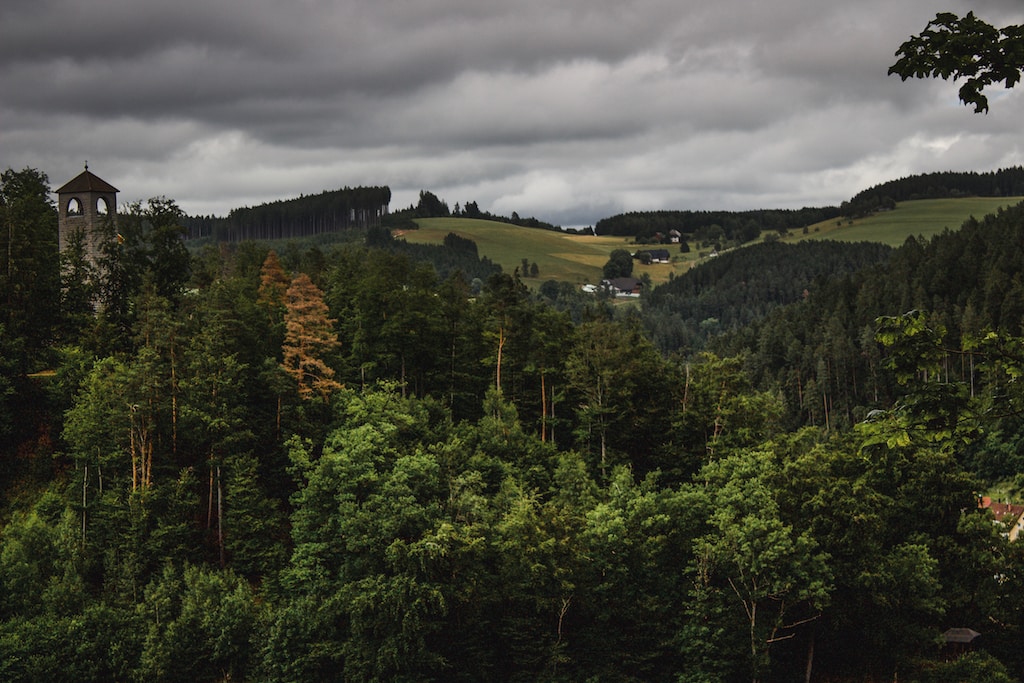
[600,428,607,480]
[129,409,138,492]
[171,342,178,456]
[804,630,814,683]
[540,371,547,442]
[217,465,225,568]
[496,326,506,394]
[82,463,88,545]
[207,458,214,528]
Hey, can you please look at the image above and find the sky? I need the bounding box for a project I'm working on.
[2,0,1023,229]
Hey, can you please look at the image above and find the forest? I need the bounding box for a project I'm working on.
[841,167,1024,220]
[5,163,1024,682]
[593,207,844,244]
[183,186,393,242]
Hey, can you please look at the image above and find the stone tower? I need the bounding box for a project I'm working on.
[55,164,118,264]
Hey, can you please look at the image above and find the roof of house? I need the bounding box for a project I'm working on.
[942,627,981,644]
[603,277,642,292]
[980,497,1024,524]
[56,169,119,194]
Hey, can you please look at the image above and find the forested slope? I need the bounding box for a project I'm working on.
[184,185,392,241]
[642,240,894,353]
[5,168,1024,681]
[715,200,1024,432]
[843,166,1024,217]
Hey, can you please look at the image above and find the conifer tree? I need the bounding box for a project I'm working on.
[282,273,341,400]
[257,250,289,314]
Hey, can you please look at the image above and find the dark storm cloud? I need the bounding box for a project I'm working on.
[1,0,1022,225]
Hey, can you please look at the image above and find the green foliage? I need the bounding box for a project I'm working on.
[595,206,840,242]
[186,185,392,241]
[642,239,892,353]
[890,12,1024,113]
[566,319,675,478]
[136,563,258,682]
[601,248,633,279]
[694,448,832,681]
[0,167,60,372]
[11,165,1024,681]
[916,651,1016,683]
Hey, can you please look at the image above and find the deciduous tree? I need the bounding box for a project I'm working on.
[890,12,1024,113]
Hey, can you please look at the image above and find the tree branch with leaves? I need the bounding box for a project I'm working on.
[889,11,1024,113]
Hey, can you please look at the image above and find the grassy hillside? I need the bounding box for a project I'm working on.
[398,217,697,286]
[792,196,1024,246]
[399,197,1024,287]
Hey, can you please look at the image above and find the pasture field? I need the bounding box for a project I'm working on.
[399,197,1024,288]
[399,218,697,286]
[793,197,1024,246]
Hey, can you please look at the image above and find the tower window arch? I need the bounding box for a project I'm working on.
[96,196,109,215]
[67,197,83,216]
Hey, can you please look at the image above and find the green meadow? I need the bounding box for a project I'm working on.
[793,196,1024,246]
[400,197,1024,287]
[399,218,697,286]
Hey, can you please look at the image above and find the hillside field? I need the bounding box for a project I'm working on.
[792,196,1024,246]
[399,197,1024,287]
[398,217,698,286]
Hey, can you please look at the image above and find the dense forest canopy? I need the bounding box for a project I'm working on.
[641,239,894,355]
[594,168,1024,243]
[842,166,1024,219]
[183,185,392,242]
[594,206,843,244]
[6,160,1024,682]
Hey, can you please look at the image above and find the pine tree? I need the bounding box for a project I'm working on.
[282,273,341,400]
[257,250,289,313]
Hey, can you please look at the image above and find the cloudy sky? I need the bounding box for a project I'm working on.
[2,0,1022,228]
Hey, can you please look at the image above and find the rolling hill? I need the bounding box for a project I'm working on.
[397,197,1024,286]
[789,196,1024,246]
[397,217,697,286]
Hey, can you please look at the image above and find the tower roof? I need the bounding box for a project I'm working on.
[56,169,118,194]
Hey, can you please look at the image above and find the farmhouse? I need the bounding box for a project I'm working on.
[636,249,670,264]
[601,277,642,297]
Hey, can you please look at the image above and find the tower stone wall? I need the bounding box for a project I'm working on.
[55,166,118,264]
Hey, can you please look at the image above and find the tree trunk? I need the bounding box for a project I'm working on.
[207,459,214,528]
[540,371,547,442]
[171,342,178,456]
[82,462,88,545]
[129,410,138,492]
[600,428,607,480]
[496,325,506,394]
[217,465,225,568]
[804,630,815,683]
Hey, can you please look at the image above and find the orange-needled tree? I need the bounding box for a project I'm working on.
[282,272,341,400]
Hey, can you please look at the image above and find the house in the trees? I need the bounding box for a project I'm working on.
[601,277,642,297]
[668,229,682,243]
[980,496,1024,541]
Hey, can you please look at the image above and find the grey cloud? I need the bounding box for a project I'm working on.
[1,0,1022,227]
